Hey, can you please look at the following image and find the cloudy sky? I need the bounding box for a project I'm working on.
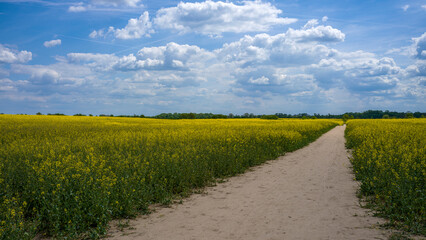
[0,0,425,115]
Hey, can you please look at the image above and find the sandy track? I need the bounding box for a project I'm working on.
[108,126,389,240]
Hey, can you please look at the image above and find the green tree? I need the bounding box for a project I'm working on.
[405,112,414,118]
[342,114,350,123]
[261,115,278,120]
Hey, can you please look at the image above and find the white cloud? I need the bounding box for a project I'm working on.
[412,32,426,59]
[214,21,405,97]
[68,5,86,12]
[89,29,104,38]
[286,21,345,42]
[309,55,401,92]
[402,4,410,11]
[43,39,61,48]
[217,22,343,68]
[154,0,297,36]
[113,11,153,39]
[68,0,142,13]
[5,22,424,114]
[321,16,328,22]
[0,44,32,64]
[137,42,214,69]
[248,76,269,85]
[422,5,426,10]
[67,52,119,71]
[90,11,153,39]
[91,1,298,39]
[90,0,142,7]
[12,64,60,84]
[67,42,214,71]
[303,19,319,29]
[0,78,17,92]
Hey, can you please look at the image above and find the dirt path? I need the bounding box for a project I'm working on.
[108,125,389,240]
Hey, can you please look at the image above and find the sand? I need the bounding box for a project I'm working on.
[107,125,390,240]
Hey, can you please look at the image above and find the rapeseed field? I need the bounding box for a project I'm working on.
[0,115,338,239]
[346,119,425,234]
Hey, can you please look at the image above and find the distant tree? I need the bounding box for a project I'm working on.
[413,112,422,118]
[301,116,308,120]
[342,114,350,123]
[47,113,65,116]
[36,112,42,115]
[212,114,228,119]
[311,116,317,119]
[180,113,196,119]
[405,112,414,118]
[261,115,279,120]
[382,114,390,119]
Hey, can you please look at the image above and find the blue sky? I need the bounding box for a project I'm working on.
[0,0,425,115]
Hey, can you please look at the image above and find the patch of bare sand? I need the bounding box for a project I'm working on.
[108,126,391,240]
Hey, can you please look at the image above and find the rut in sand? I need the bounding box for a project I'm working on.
[108,125,389,240]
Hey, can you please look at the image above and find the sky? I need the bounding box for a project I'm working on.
[0,0,425,115]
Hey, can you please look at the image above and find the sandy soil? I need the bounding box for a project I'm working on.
[108,125,391,240]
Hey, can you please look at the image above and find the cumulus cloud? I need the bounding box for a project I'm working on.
[154,0,297,36]
[43,39,62,48]
[412,32,426,59]
[68,5,86,12]
[286,21,345,42]
[216,20,344,68]
[402,4,410,11]
[248,76,269,85]
[90,11,153,39]
[68,42,213,71]
[90,0,142,7]
[67,52,119,71]
[0,44,32,64]
[309,55,401,92]
[136,42,214,69]
[12,65,61,84]
[214,21,406,98]
[217,23,343,68]
[0,78,17,92]
[68,0,142,13]
[6,21,423,114]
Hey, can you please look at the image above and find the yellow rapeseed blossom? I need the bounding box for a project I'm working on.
[0,114,338,238]
[346,119,425,233]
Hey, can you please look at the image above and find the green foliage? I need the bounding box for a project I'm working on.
[405,113,414,118]
[180,113,196,119]
[155,113,227,119]
[260,115,279,120]
[346,119,426,235]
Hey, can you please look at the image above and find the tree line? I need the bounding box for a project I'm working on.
[22,110,426,119]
